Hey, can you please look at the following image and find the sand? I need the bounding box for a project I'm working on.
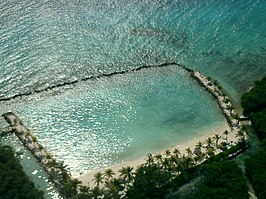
[77,123,237,186]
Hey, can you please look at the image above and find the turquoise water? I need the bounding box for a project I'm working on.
[1,66,226,175]
[0,0,266,198]
[0,134,61,199]
[0,0,265,101]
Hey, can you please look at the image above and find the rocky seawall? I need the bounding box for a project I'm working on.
[0,62,181,102]
[0,112,69,193]
[0,66,250,196]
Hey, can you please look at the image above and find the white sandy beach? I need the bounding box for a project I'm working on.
[77,123,237,186]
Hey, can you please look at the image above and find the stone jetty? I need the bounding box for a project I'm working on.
[0,66,250,196]
[0,62,180,102]
[191,72,239,128]
[188,71,249,144]
[0,112,68,191]
[1,112,51,164]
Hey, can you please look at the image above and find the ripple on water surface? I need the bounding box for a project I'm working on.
[0,66,226,175]
[1,1,265,101]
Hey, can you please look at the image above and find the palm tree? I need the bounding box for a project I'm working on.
[185,147,193,157]
[46,154,52,159]
[179,155,194,171]
[213,134,221,147]
[31,135,36,141]
[236,130,245,141]
[110,178,124,192]
[56,161,70,184]
[77,185,92,199]
[93,172,103,187]
[79,185,90,195]
[91,186,104,198]
[44,154,52,165]
[169,155,178,165]
[173,148,181,158]
[59,169,70,184]
[37,144,45,156]
[196,141,203,149]
[206,146,215,157]
[105,178,124,199]
[223,130,229,141]
[38,143,43,150]
[57,161,68,171]
[47,159,60,180]
[31,136,37,147]
[119,166,134,183]
[164,149,171,157]
[48,159,59,168]
[146,153,154,165]
[162,158,170,170]
[105,183,120,199]
[206,137,213,147]
[154,154,163,163]
[193,150,205,163]
[104,168,115,182]
[25,131,30,137]
[63,178,81,198]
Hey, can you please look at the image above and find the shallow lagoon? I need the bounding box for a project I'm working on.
[0,66,226,176]
[0,0,265,198]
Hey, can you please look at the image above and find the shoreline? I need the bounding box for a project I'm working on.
[0,65,247,194]
[77,68,245,185]
[77,123,234,185]
[0,112,65,196]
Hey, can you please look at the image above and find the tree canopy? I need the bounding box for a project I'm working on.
[245,140,266,199]
[241,76,266,139]
[250,109,266,139]
[241,77,266,199]
[126,164,172,199]
[165,160,249,199]
[191,161,249,199]
[0,144,44,199]
[241,76,266,116]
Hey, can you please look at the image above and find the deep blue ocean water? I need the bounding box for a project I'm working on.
[0,0,266,198]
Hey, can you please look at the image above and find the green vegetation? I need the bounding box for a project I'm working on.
[46,134,248,199]
[197,161,248,199]
[241,76,266,199]
[169,161,249,199]
[250,109,266,139]
[46,160,82,198]
[241,76,266,139]
[245,140,266,199]
[0,144,44,199]
[125,143,250,199]
[42,138,252,199]
[126,164,172,198]
[2,77,266,199]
